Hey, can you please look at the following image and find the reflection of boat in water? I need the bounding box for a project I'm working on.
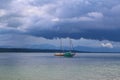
[54,39,76,57]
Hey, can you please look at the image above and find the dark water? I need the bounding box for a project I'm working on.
[0,53,120,80]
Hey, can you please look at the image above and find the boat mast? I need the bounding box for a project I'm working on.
[60,38,64,53]
[69,38,74,52]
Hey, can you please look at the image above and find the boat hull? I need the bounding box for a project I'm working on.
[54,52,75,57]
[54,53,64,56]
[63,52,75,57]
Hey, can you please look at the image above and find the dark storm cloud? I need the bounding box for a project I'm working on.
[26,25,120,42]
[0,0,120,42]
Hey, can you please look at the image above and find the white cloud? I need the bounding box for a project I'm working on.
[51,18,60,22]
[51,16,94,22]
[10,0,59,30]
[0,22,8,29]
[111,5,120,15]
[101,43,113,48]
[88,12,104,19]
[60,12,104,22]
[0,9,6,17]
[79,16,94,21]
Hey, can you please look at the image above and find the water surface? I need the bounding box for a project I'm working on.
[0,53,120,80]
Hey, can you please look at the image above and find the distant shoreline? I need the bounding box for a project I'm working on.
[0,48,80,53]
[0,48,120,53]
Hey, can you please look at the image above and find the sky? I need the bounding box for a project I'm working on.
[0,0,120,50]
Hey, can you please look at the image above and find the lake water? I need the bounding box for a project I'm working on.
[0,53,120,80]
